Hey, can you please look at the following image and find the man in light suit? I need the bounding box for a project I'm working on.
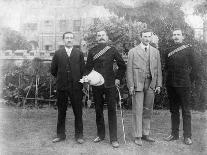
[51,32,85,144]
[127,29,162,146]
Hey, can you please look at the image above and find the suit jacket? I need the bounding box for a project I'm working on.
[51,47,85,91]
[127,44,162,91]
[85,43,126,88]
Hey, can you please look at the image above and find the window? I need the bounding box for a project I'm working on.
[24,23,37,31]
[73,20,81,32]
[45,45,53,51]
[50,52,55,56]
[40,52,45,56]
[58,45,64,49]
[30,52,35,56]
[94,18,99,25]
[44,20,53,27]
[59,20,67,32]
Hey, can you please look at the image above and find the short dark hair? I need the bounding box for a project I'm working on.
[140,29,153,37]
[62,31,73,39]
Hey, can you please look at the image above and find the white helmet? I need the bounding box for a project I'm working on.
[87,70,104,86]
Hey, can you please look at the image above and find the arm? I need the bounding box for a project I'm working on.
[156,50,162,88]
[80,51,85,76]
[188,47,201,83]
[51,52,58,77]
[126,50,134,93]
[84,50,94,75]
[155,50,162,94]
[114,48,126,81]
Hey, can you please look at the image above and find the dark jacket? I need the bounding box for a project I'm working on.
[85,43,126,88]
[165,43,199,87]
[51,47,85,91]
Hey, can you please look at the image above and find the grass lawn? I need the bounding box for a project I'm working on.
[0,104,206,155]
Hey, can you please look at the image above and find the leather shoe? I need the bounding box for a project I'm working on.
[94,136,104,143]
[142,135,155,142]
[164,135,179,141]
[76,138,85,144]
[134,137,142,146]
[52,137,65,143]
[184,137,193,145]
[111,141,119,148]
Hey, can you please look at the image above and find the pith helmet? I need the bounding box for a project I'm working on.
[87,70,104,86]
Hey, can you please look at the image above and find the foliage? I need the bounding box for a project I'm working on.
[85,17,146,51]
[194,0,207,17]
[2,59,56,107]
[1,27,32,51]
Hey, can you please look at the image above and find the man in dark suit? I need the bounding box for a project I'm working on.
[164,28,199,145]
[51,32,85,144]
[84,29,126,148]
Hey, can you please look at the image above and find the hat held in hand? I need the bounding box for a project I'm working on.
[80,70,104,86]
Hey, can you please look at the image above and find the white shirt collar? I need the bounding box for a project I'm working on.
[65,46,73,56]
[140,42,149,51]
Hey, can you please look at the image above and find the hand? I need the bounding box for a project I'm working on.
[155,87,161,94]
[83,82,89,90]
[115,79,120,87]
[129,87,135,95]
[80,76,88,83]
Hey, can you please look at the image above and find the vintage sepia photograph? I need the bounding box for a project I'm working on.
[0,0,206,154]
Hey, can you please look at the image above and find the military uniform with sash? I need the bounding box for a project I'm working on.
[85,43,126,142]
[165,42,199,139]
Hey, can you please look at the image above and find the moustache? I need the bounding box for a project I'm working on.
[99,38,105,41]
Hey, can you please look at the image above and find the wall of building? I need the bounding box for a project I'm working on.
[19,0,113,51]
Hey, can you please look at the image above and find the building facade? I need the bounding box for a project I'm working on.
[19,0,113,51]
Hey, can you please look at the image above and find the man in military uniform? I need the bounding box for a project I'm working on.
[164,28,199,145]
[84,29,126,148]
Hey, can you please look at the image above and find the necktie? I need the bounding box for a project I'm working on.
[145,47,147,52]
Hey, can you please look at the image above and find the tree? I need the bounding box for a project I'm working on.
[194,0,207,42]
[85,17,146,51]
[87,0,193,46]
[194,0,207,16]
[1,27,31,51]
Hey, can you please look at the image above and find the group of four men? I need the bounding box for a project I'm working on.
[50,28,198,148]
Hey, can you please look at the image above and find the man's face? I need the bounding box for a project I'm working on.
[63,33,74,48]
[172,30,184,44]
[97,30,108,43]
[141,32,152,46]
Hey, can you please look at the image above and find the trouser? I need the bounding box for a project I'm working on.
[92,85,117,142]
[167,86,191,138]
[56,85,83,139]
[132,78,155,137]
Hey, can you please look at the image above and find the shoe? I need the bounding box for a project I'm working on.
[142,135,155,142]
[134,137,142,146]
[111,141,119,148]
[76,138,85,144]
[94,136,104,143]
[52,137,65,143]
[164,135,179,141]
[184,137,193,145]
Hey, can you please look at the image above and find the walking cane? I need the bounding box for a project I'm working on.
[116,86,127,144]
